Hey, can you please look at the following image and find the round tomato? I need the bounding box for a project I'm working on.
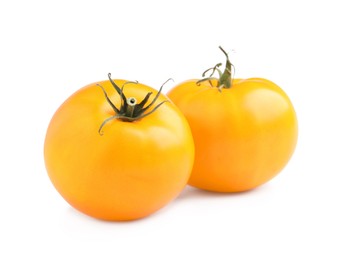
[44,74,194,221]
[167,47,298,192]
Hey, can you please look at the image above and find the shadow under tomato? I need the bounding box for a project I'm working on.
[64,204,159,225]
[62,184,273,224]
[176,184,271,201]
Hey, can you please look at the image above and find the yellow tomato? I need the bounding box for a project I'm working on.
[167,48,298,192]
[44,75,194,221]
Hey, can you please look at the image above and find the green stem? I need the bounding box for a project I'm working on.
[197,46,234,91]
[98,75,169,135]
[218,46,233,89]
[126,97,137,117]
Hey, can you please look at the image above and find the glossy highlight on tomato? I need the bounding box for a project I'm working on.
[167,47,298,192]
[44,75,195,221]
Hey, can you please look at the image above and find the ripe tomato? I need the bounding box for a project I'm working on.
[167,47,298,192]
[44,74,194,221]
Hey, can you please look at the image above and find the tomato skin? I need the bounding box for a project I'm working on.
[44,79,194,221]
[167,78,298,192]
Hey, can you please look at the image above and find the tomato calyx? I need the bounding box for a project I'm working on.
[97,74,169,135]
[197,46,235,91]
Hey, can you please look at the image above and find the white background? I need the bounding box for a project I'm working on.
[1,0,346,259]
